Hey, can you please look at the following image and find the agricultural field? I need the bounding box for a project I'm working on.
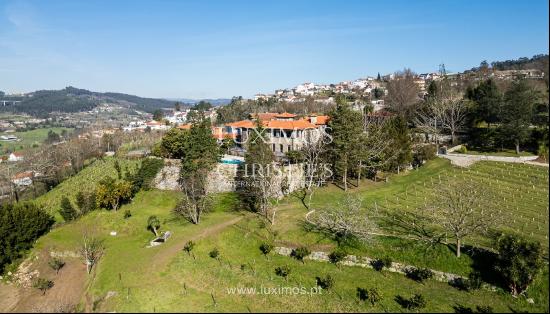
[34,157,140,220]
[272,159,549,275]
[0,127,73,153]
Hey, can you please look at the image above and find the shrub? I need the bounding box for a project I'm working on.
[275,266,291,280]
[183,241,195,255]
[328,249,347,265]
[405,267,433,283]
[449,277,470,291]
[315,275,334,290]
[259,243,273,256]
[467,271,483,290]
[123,210,132,219]
[475,306,494,313]
[126,157,164,191]
[371,256,392,272]
[395,294,426,310]
[413,144,437,166]
[75,191,87,214]
[33,277,54,295]
[59,196,78,222]
[48,258,65,275]
[357,287,381,305]
[0,203,54,273]
[453,304,494,313]
[291,247,311,263]
[494,234,544,296]
[209,248,220,259]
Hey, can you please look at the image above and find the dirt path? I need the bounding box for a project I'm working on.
[0,284,20,312]
[152,215,244,269]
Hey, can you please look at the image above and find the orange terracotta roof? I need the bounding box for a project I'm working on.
[308,115,330,125]
[264,119,316,130]
[177,124,192,130]
[275,112,297,118]
[12,171,33,179]
[226,120,257,128]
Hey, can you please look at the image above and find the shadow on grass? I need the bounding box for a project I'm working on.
[459,244,504,288]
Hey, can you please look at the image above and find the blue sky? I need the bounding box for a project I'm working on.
[0,0,548,99]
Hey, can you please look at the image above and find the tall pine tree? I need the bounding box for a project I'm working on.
[59,196,78,222]
[327,96,363,191]
[500,80,539,154]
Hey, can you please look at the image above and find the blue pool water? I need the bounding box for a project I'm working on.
[221,158,243,164]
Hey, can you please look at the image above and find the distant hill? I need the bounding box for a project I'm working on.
[167,98,232,106]
[467,54,549,73]
[0,86,180,117]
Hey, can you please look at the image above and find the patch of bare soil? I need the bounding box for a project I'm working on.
[0,283,20,312]
[7,249,87,313]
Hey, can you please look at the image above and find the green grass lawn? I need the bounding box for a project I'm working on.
[34,157,141,220]
[87,210,548,312]
[0,127,73,153]
[23,157,549,312]
[456,148,535,157]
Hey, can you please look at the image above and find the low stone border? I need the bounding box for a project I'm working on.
[274,246,497,290]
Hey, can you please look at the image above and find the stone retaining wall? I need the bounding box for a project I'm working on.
[154,159,306,196]
[274,246,496,290]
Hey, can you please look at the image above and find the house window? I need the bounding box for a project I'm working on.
[288,145,292,152]
[280,144,284,152]
[272,144,276,152]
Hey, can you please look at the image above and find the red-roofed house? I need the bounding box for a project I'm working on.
[11,171,36,186]
[225,113,329,156]
[8,152,24,162]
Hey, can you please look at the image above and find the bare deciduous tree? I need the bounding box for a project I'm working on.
[385,68,420,117]
[427,182,497,257]
[300,130,331,209]
[80,233,105,274]
[413,105,441,149]
[309,194,377,242]
[175,169,211,224]
[433,98,471,145]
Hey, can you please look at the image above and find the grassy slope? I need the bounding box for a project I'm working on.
[34,157,140,220]
[1,127,73,152]
[275,158,549,250]
[26,158,549,312]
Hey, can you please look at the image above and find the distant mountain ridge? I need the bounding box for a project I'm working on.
[0,86,180,117]
[166,98,232,106]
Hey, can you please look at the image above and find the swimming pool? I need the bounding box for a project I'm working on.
[221,158,243,164]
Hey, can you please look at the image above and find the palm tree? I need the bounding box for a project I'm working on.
[147,215,161,237]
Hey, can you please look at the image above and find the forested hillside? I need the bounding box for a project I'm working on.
[0,86,177,117]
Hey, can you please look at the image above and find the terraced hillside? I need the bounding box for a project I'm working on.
[34,157,140,220]
[369,160,549,247]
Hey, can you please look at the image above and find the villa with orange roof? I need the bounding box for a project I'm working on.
[225,112,329,156]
